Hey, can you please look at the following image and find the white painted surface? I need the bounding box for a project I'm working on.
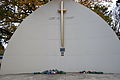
[0,0,120,75]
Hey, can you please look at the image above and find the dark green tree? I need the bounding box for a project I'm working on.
[112,0,120,39]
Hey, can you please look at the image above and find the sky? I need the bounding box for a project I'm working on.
[111,0,117,8]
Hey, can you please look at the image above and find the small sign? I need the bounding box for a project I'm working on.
[60,48,65,56]
[60,48,65,52]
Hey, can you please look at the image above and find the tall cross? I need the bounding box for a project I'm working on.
[58,1,67,56]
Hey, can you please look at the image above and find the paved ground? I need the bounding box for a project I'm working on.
[0,73,120,80]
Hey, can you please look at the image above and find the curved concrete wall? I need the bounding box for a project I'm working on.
[0,0,120,74]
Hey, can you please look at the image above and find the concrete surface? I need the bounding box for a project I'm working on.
[0,73,120,80]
